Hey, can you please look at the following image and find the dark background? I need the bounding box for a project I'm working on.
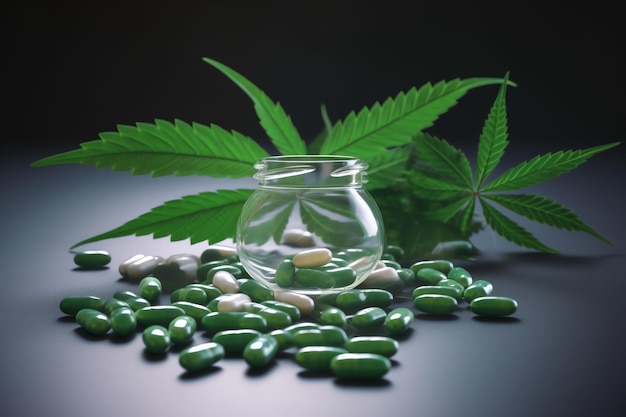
[3,0,624,161]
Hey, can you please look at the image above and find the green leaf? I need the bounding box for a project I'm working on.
[459,196,477,235]
[406,170,470,201]
[69,189,254,249]
[418,195,473,222]
[481,142,621,192]
[363,146,412,190]
[307,104,333,154]
[479,197,559,253]
[482,193,613,245]
[413,133,473,188]
[319,77,511,157]
[203,57,307,156]
[475,73,510,188]
[31,119,270,178]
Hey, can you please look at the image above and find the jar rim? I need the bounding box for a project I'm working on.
[260,155,359,163]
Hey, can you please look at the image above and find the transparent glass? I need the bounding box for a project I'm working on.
[236,155,385,295]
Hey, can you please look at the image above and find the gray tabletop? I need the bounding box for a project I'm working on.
[1,144,624,417]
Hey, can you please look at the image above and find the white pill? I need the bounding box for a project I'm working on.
[119,254,145,276]
[359,266,402,289]
[217,293,251,312]
[292,248,333,269]
[122,255,165,280]
[282,228,316,247]
[347,255,377,272]
[212,270,240,294]
[274,290,315,315]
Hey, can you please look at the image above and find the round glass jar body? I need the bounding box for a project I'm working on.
[236,155,385,295]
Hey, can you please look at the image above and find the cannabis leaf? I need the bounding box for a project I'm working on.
[319,77,514,157]
[203,57,307,156]
[405,73,620,253]
[32,119,269,178]
[70,189,254,249]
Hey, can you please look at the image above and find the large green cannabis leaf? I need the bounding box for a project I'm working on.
[401,72,619,254]
[32,57,510,251]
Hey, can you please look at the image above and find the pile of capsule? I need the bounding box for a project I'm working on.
[64,244,518,381]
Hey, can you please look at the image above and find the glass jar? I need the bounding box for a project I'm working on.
[236,155,385,295]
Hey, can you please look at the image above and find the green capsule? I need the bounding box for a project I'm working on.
[294,268,335,289]
[212,329,262,354]
[76,308,111,336]
[171,301,211,324]
[430,240,477,259]
[335,289,394,313]
[245,302,293,330]
[412,285,463,301]
[103,298,131,315]
[59,295,105,316]
[325,266,357,287]
[261,300,301,322]
[185,283,222,301]
[415,268,447,285]
[200,245,237,263]
[447,266,473,288]
[330,353,391,380]
[269,329,294,351]
[73,250,111,269]
[200,311,268,333]
[110,306,137,337]
[171,286,208,305]
[243,334,279,368]
[463,280,493,303]
[179,342,225,372]
[275,259,296,288]
[204,265,244,284]
[312,306,347,327]
[135,305,186,327]
[349,306,387,329]
[345,336,399,357]
[397,268,416,285]
[384,307,414,336]
[292,325,349,348]
[413,294,458,315]
[383,245,405,261]
[437,278,466,294]
[295,346,348,372]
[196,259,230,280]
[284,321,320,336]
[381,259,402,270]
[470,296,518,317]
[168,315,197,345]
[113,291,151,311]
[238,279,274,302]
[142,325,171,354]
[409,259,454,275]
[139,276,162,303]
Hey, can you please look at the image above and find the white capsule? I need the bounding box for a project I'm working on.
[212,270,240,294]
[274,290,315,315]
[292,248,333,269]
[218,293,252,312]
[281,228,316,247]
[121,255,165,280]
[359,266,402,289]
[347,255,377,272]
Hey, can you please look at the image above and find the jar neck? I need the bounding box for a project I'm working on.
[253,155,368,188]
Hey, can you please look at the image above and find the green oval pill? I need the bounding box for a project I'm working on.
[275,259,296,288]
[335,289,394,313]
[412,285,463,300]
[349,306,387,328]
[243,334,279,368]
[139,276,162,303]
[409,259,454,275]
[294,268,335,289]
[110,306,137,337]
[238,279,274,302]
[292,325,349,348]
[135,305,186,327]
[179,342,225,372]
[383,307,414,336]
[73,250,111,269]
[76,308,111,336]
[330,353,391,380]
[345,336,399,357]
[470,296,518,317]
[200,311,268,333]
[142,325,171,354]
[463,279,493,303]
[413,294,458,315]
[261,300,301,322]
[447,266,473,288]
[60,296,105,316]
[295,346,348,372]
[415,268,447,285]
[168,315,197,345]
[212,329,262,354]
